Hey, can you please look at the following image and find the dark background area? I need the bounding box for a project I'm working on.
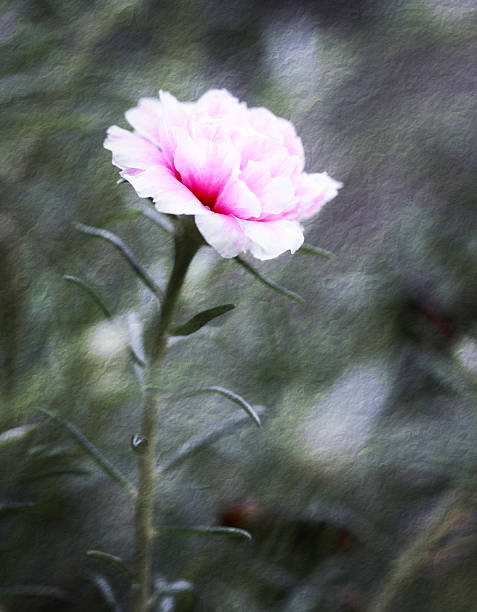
[1,1,477,610]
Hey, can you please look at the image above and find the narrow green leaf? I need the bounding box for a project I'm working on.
[74,222,164,301]
[88,574,122,612]
[0,502,36,517]
[0,425,37,447]
[151,577,195,608]
[20,468,90,483]
[155,526,252,541]
[155,579,194,596]
[100,203,174,234]
[100,208,143,226]
[87,550,135,579]
[299,243,333,259]
[63,275,112,319]
[171,304,236,336]
[234,256,305,305]
[63,275,145,368]
[38,408,136,500]
[167,386,261,427]
[0,586,71,601]
[156,406,265,475]
[139,203,174,234]
[27,444,75,460]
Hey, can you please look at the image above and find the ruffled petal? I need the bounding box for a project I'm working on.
[125,97,162,147]
[195,89,242,118]
[238,218,304,260]
[214,176,261,219]
[104,126,162,170]
[174,136,240,206]
[241,161,295,217]
[195,212,246,258]
[292,172,343,220]
[158,90,191,128]
[121,165,208,215]
[155,91,191,170]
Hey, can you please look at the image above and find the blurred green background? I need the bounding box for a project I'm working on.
[1,0,477,610]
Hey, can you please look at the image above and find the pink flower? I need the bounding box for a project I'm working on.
[104,89,342,260]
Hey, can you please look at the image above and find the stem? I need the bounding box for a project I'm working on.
[132,218,201,612]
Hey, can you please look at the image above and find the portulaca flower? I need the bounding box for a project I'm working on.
[105,89,342,260]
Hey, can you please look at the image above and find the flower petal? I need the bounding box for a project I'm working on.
[195,89,243,118]
[174,136,240,206]
[122,165,208,215]
[155,91,191,170]
[125,97,162,147]
[241,161,295,217]
[195,212,246,258]
[104,126,162,170]
[292,172,343,220]
[238,218,304,260]
[214,176,261,219]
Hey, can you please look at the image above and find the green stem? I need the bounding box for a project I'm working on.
[132,218,201,612]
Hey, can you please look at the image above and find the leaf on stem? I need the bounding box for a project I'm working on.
[63,275,112,319]
[27,443,75,460]
[155,526,252,541]
[234,256,305,305]
[170,304,236,336]
[167,386,261,427]
[154,579,194,596]
[74,222,164,301]
[138,203,174,234]
[0,425,37,447]
[63,275,145,368]
[38,408,137,500]
[0,586,72,602]
[99,208,143,226]
[19,468,90,483]
[150,577,195,609]
[156,406,265,475]
[0,501,36,518]
[86,550,135,580]
[299,243,333,259]
[88,574,122,612]
[99,205,174,235]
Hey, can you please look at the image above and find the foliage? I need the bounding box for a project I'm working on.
[1,0,477,610]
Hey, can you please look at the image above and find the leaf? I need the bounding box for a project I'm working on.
[63,275,112,319]
[234,256,305,305]
[155,526,252,541]
[0,585,72,602]
[0,425,37,447]
[151,577,195,609]
[20,468,90,483]
[86,550,135,579]
[27,443,75,460]
[100,208,143,226]
[299,243,333,259]
[74,222,164,301]
[100,203,174,234]
[155,579,194,596]
[156,406,265,474]
[170,304,236,336]
[139,203,174,234]
[0,502,36,518]
[166,386,261,427]
[38,408,136,499]
[63,276,145,368]
[88,574,122,612]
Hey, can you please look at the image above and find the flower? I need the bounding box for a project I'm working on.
[104,89,342,260]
